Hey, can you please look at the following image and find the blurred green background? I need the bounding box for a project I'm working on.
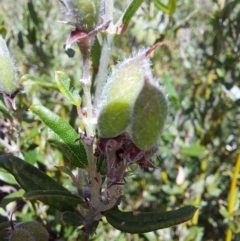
[0,0,239,240]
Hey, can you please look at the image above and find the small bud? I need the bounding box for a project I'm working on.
[131,79,168,150]
[97,51,151,138]
[0,36,20,96]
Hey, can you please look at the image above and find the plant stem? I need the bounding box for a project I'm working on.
[79,39,94,136]
[93,0,114,107]
[78,38,102,210]
[93,33,113,108]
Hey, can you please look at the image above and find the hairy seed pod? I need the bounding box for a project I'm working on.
[97,52,152,138]
[131,79,168,150]
[0,36,19,96]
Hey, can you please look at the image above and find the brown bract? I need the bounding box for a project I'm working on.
[95,133,157,187]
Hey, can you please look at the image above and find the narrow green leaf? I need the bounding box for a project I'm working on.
[30,105,88,168]
[151,0,169,14]
[62,211,84,226]
[91,38,101,74]
[20,74,59,90]
[122,0,144,25]
[27,1,39,26]
[116,0,144,33]
[25,190,84,207]
[55,71,81,106]
[0,155,78,212]
[106,205,197,233]
[167,0,177,14]
[0,99,12,119]
[162,73,180,109]
[0,155,68,191]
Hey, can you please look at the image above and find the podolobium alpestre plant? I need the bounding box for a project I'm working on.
[0,0,197,239]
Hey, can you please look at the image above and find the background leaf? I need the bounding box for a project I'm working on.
[55,71,81,106]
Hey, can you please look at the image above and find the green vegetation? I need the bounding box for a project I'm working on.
[0,0,239,240]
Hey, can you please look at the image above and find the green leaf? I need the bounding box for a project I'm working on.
[20,74,59,90]
[0,167,18,185]
[55,71,81,106]
[1,189,25,208]
[27,1,39,26]
[0,155,68,191]
[0,155,79,212]
[0,99,12,119]
[48,130,87,168]
[162,73,180,109]
[180,142,206,157]
[91,38,101,75]
[106,205,197,233]
[116,0,144,33]
[122,0,144,25]
[62,211,84,226]
[30,104,88,168]
[151,0,169,14]
[25,190,84,208]
[167,0,177,14]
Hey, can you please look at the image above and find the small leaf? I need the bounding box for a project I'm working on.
[30,105,88,168]
[62,211,84,226]
[91,38,101,79]
[162,73,180,108]
[55,71,81,106]
[25,190,84,208]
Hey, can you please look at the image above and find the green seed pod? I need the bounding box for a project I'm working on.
[131,79,168,150]
[13,221,49,241]
[61,0,101,32]
[0,36,19,96]
[97,53,151,138]
[9,229,35,241]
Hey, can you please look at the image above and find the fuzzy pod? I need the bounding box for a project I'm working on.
[0,36,19,96]
[61,0,101,32]
[97,52,152,138]
[13,221,49,241]
[131,79,168,150]
[9,229,35,241]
